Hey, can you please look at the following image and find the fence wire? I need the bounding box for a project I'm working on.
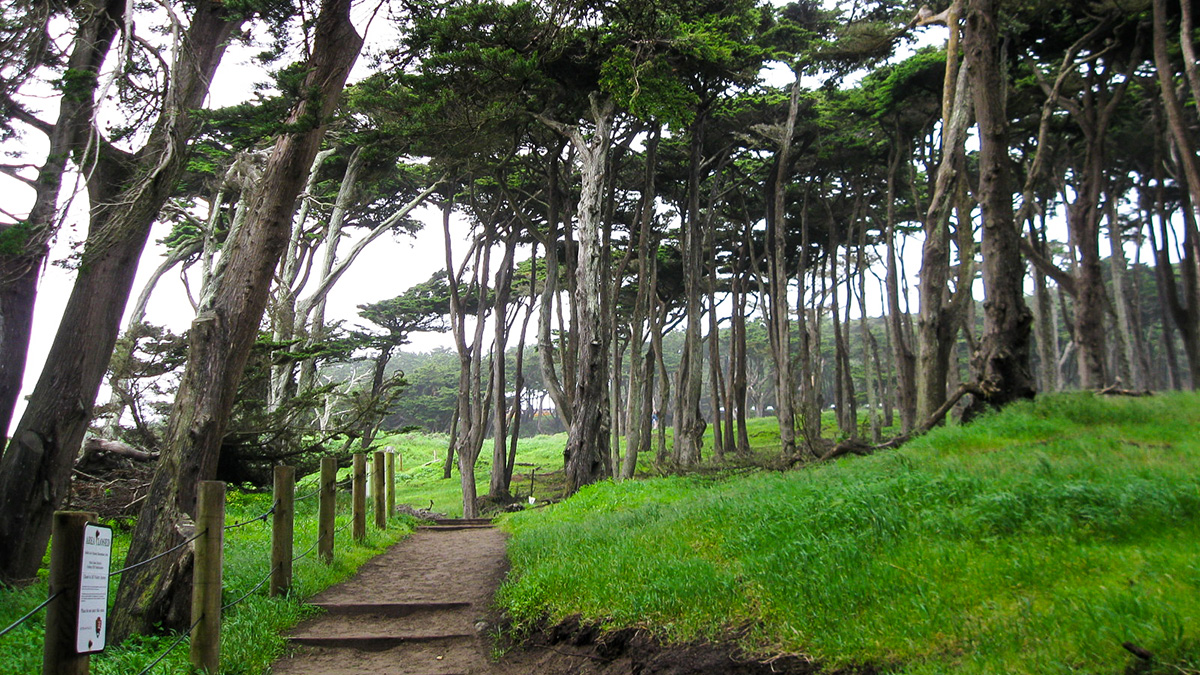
[294,487,320,502]
[221,566,275,612]
[133,614,204,675]
[292,535,322,563]
[223,501,277,530]
[0,589,64,639]
[110,529,206,578]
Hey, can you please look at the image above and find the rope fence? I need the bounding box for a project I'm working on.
[0,448,404,674]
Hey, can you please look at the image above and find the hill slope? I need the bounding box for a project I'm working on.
[498,393,1200,674]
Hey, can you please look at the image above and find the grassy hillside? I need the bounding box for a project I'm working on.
[497,393,1200,674]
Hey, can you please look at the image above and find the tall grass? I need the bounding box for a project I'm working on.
[498,392,1200,674]
[0,487,411,675]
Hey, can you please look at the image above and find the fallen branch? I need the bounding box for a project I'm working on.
[79,437,160,462]
[1097,384,1153,397]
[1122,641,1154,661]
[818,383,984,462]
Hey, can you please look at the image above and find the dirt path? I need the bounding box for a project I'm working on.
[270,519,836,675]
[271,520,507,675]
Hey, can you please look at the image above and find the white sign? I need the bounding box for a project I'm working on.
[77,523,112,654]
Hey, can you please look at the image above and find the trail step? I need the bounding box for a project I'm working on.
[310,601,471,617]
[419,518,493,530]
[288,633,474,651]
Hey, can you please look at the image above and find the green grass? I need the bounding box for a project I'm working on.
[381,430,572,516]
[380,415,814,516]
[497,392,1200,674]
[0,487,412,675]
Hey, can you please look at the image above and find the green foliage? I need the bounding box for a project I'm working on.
[57,67,99,103]
[0,220,33,256]
[498,393,1200,673]
[599,46,698,128]
[356,272,452,341]
[861,46,945,121]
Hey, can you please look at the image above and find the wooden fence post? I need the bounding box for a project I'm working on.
[190,481,225,673]
[373,451,386,529]
[43,511,95,675]
[271,465,295,596]
[318,456,335,563]
[352,453,366,541]
[386,450,396,518]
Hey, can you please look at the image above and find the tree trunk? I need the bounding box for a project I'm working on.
[0,0,125,443]
[674,116,708,466]
[0,0,240,586]
[506,256,537,482]
[103,237,202,439]
[917,16,971,422]
[1030,215,1061,392]
[706,228,726,462]
[831,242,855,438]
[653,296,670,467]
[961,0,1036,417]
[536,149,572,428]
[622,128,658,479]
[488,236,516,500]
[1153,0,1200,225]
[110,0,360,638]
[798,218,822,448]
[269,147,340,410]
[884,144,917,433]
[1158,191,1200,388]
[766,76,802,457]
[856,225,881,442]
[1106,192,1142,388]
[555,95,615,494]
[732,230,752,455]
[448,213,492,518]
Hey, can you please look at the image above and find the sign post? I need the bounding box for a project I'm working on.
[76,523,112,654]
[44,511,94,675]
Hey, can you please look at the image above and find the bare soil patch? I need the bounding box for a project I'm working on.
[497,616,884,675]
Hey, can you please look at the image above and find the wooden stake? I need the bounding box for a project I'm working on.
[43,511,95,675]
[270,465,295,596]
[318,456,335,563]
[190,481,225,673]
[386,451,396,519]
[373,451,386,529]
[352,454,366,541]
